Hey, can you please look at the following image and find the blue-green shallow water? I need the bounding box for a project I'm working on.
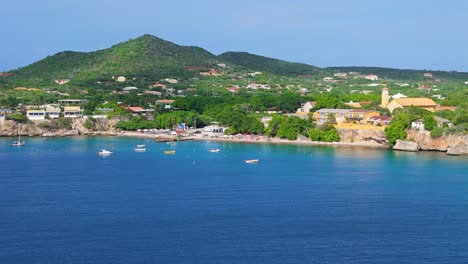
[0,137,467,264]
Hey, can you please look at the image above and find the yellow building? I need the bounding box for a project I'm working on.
[387,98,437,113]
[344,110,381,124]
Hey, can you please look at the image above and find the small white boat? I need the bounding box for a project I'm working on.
[98,149,112,156]
[245,159,259,164]
[136,144,146,148]
[11,141,25,146]
[209,148,221,152]
[11,133,25,146]
[134,147,146,152]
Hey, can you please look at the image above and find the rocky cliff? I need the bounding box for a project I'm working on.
[337,129,388,146]
[406,130,468,155]
[0,118,120,137]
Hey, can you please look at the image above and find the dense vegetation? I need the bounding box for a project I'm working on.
[4,35,218,87]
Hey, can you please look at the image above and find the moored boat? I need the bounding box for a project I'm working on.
[164,150,176,154]
[11,139,25,147]
[244,159,259,163]
[11,128,25,146]
[209,148,221,152]
[98,149,112,156]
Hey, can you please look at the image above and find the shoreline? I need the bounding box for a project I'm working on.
[97,131,390,150]
[2,130,389,149]
[4,131,467,154]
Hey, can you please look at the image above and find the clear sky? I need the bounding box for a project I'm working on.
[1,0,467,72]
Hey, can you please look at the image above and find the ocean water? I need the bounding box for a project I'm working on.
[0,136,467,264]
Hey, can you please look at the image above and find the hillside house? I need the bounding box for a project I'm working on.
[126,106,152,115]
[344,101,362,108]
[296,101,316,115]
[149,83,167,89]
[367,116,392,126]
[334,73,347,78]
[26,109,46,120]
[344,110,380,124]
[0,108,12,115]
[433,116,454,128]
[365,74,379,81]
[162,78,178,84]
[155,99,175,109]
[54,79,70,85]
[411,120,425,131]
[145,91,163,97]
[246,83,270,90]
[313,109,352,124]
[200,69,220,77]
[45,105,61,119]
[58,99,89,105]
[63,106,83,118]
[226,87,239,94]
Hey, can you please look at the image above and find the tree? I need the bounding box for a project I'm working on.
[6,114,28,123]
[265,115,287,137]
[385,122,407,147]
[423,115,437,131]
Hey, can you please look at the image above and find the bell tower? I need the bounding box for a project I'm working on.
[381,87,389,108]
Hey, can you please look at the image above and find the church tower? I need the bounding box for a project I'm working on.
[381,87,389,108]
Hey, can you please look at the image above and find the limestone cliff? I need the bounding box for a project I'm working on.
[337,129,388,146]
[406,130,468,155]
[0,117,120,137]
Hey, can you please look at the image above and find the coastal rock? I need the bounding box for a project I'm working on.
[447,145,468,156]
[393,140,420,152]
[0,118,121,138]
[406,130,468,155]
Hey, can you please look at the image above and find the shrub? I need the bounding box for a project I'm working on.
[431,127,443,138]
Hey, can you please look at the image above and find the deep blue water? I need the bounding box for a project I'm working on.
[0,136,467,264]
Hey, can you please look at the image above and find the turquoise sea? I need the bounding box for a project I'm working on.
[1,136,467,264]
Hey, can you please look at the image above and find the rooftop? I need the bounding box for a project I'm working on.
[393,98,437,107]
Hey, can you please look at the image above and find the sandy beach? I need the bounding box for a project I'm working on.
[111,131,389,149]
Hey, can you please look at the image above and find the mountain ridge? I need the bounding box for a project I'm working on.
[3,34,468,87]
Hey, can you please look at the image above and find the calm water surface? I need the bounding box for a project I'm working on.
[1,137,467,264]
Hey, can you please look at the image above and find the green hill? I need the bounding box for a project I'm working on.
[6,34,218,86]
[219,51,321,76]
[3,34,468,87]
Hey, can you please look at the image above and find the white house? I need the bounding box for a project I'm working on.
[365,74,379,81]
[27,109,46,120]
[297,101,316,114]
[411,120,425,131]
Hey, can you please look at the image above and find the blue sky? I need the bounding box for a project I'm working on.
[1,0,467,72]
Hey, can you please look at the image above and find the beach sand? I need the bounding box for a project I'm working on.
[112,131,389,149]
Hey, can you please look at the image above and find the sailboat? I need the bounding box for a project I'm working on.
[11,126,25,146]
